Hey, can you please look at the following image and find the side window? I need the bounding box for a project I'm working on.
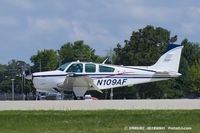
[99,65,115,72]
[66,63,83,73]
[85,64,96,73]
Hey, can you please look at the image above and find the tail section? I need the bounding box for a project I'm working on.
[149,44,183,72]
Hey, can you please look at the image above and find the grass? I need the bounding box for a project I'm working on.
[0,110,199,133]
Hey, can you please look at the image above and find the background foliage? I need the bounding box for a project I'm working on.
[0,25,199,99]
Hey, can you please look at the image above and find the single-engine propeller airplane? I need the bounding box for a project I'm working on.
[26,44,183,98]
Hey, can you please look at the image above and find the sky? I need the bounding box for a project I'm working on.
[0,0,200,64]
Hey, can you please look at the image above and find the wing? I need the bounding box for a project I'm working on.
[61,74,102,97]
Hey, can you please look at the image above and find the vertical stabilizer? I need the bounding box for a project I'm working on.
[149,44,183,72]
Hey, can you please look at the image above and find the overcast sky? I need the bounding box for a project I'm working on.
[0,0,200,64]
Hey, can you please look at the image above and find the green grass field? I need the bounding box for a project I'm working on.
[0,110,199,133]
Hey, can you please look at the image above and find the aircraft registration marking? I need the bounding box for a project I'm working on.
[97,78,127,86]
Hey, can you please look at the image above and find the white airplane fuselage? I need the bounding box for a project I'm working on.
[32,63,180,93]
[30,44,183,95]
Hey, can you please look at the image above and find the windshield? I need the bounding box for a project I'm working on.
[57,62,71,71]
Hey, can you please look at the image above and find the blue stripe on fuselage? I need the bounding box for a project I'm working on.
[33,74,67,78]
[122,67,156,72]
[32,73,171,79]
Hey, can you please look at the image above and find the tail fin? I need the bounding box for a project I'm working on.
[149,44,183,72]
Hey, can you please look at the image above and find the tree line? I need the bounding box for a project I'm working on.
[0,25,199,99]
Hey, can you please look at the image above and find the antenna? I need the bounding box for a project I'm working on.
[102,58,108,64]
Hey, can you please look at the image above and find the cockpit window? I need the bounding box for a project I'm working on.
[99,65,115,72]
[66,63,83,73]
[57,63,71,71]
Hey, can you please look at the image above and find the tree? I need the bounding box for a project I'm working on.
[178,40,200,97]
[58,40,104,63]
[114,25,170,66]
[0,64,7,81]
[30,49,59,72]
[114,26,197,99]
[0,60,33,94]
[185,62,200,95]
[58,42,74,63]
[113,25,181,99]
[0,64,9,93]
[73,40,95,61]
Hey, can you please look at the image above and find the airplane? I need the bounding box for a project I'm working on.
[26,44,183,99]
